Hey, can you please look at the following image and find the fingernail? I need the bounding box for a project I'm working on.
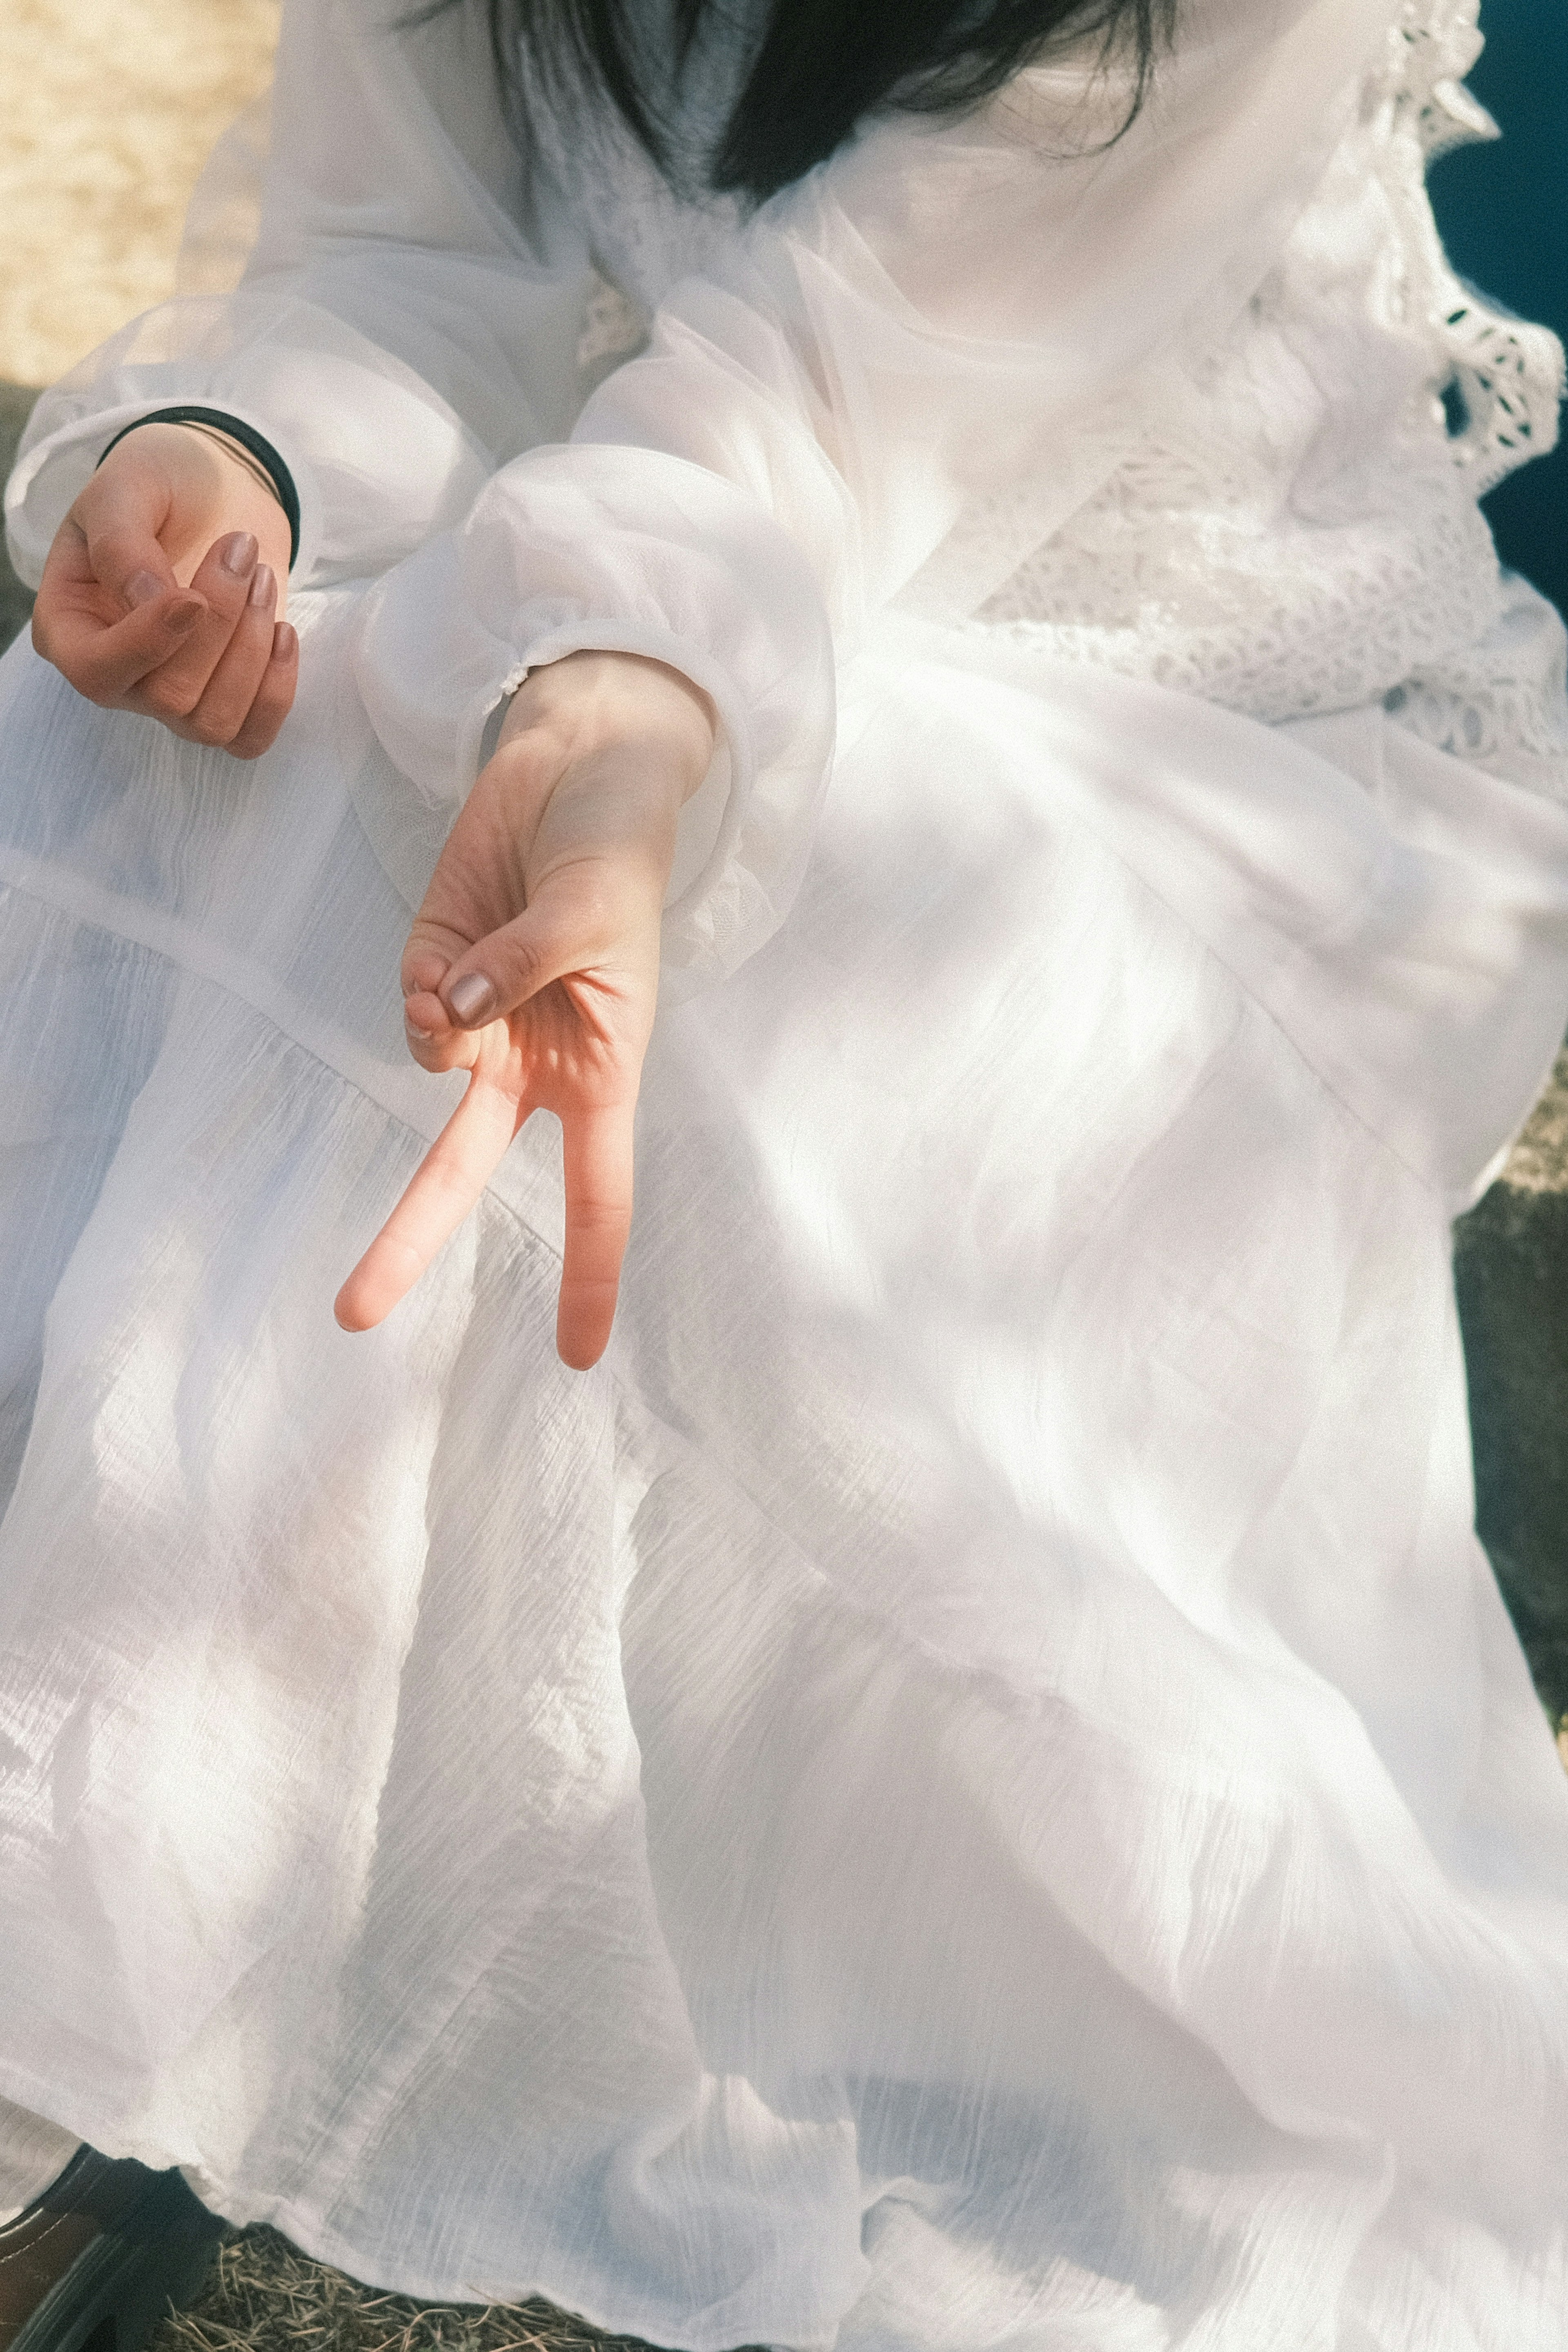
[272,622,297,663]
[404,1008,435,1040]
[446,972,497,1027]
[219,531,258,577]
[248,562,275,609]
[124,568,165,609]
[165,599,203,636]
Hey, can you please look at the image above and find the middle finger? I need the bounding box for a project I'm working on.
[174,564,281,747]
[129,530,260,721]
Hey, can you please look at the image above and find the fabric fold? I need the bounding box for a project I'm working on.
[350,442,835,987]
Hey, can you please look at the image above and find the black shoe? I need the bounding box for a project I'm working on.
[0,2147,222,2352]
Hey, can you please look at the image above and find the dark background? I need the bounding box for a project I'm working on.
[1428,0,1567,613]
[1424,0,1568,1734]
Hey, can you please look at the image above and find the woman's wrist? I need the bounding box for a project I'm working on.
[477,650,716,918]
[165,421,285,511]
[498,649,716,809]
[86,421,294,613]
[97,408,300,568]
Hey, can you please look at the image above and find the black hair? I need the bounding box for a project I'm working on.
[424,0,1175,205]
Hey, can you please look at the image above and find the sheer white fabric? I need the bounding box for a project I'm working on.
[974,0,1568,752]
[2,0,1568,2345]
[15,0,1565,979]
[0,2096,77,2225]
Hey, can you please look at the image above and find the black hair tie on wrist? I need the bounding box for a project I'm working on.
[97,405,301,571]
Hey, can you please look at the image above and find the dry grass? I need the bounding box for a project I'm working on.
[0,0,278,647]
[149,2228,724,2352]
[1501,1043,1568,1195]
[0,0,278,387]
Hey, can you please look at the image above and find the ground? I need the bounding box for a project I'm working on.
[163,2230,696,2352]
[0,8,1565,2347]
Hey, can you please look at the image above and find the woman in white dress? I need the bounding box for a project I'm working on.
[1,0,1567,2343]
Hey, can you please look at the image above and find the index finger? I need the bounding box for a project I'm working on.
[555,1105,635,1371]
[334,1068,523,1332]
[33,522,205,700]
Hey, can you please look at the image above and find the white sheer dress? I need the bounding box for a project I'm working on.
[3,0,1568,2343]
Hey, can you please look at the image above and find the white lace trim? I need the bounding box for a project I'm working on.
[1385,574,1568,790]
[554,0,1568,798]
[575,271,650,385]
[971,0,1567,794]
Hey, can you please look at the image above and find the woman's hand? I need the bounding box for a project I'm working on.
[335,649,716,1369]
[30,421,298,758]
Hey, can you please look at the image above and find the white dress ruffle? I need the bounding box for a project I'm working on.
[2,0,1568,2345]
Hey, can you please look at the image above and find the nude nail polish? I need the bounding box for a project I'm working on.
[446,973,497,1027]
[248,563,275,609]
[220,531,258,576]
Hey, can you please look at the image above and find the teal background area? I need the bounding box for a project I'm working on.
[1428,0,1567,615]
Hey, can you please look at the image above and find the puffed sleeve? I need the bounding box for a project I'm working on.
[354,0,1408,989]
[4,0,1407,992]
[2,0,597,591]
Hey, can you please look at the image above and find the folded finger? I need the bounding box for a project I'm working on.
[129,530,261,720]
[171,565,281,748]
[334,1070,524,1332]
[556,1105,634,1371]
[402,990,481,1074]
[226,622,301,761]
[32,551,206,701]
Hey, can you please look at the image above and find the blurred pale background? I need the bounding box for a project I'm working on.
[0,0,279,387]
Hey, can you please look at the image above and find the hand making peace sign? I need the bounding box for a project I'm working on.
[334,649,715,1369]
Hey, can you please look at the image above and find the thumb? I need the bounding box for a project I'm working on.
[32,460,206,696]
[75,436,210,613]
[436,894,599,1031]
[82,491,185,614]
[435,852,657,1031]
